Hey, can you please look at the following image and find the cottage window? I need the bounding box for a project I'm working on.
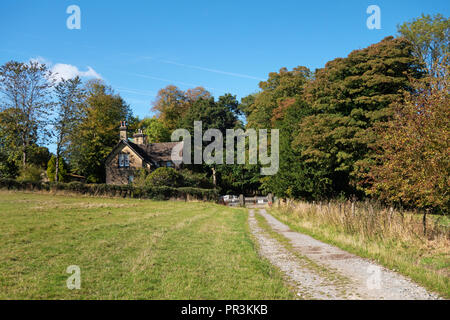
[118,154,129,167]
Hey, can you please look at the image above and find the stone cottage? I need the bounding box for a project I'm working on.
[105,121,182,185]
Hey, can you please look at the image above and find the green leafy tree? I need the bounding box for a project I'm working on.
[27,145,51,169]
[47,155,68,182]
[398,14,449,77]
[0,109,51,178]
[262,99,318,199]
[179,169,213,189]
[181,95,239,133]
[294,36,421,198]
[0,60,54,167]
[17,164,43,182]
[217,163,261,195]
[239,67,313,197]
[53,76,84,181]
[0,108,21,177]
[152,85,210,131]
[180,94,241,187]
[68,80,133,182]
[368,68,449,212]
[138,117,171,142]
[146,167,184,187]
[242,66,314,198]
[0,149,18,178]
[241,66,312,129]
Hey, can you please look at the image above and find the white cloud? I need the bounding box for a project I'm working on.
[30,57,102,83]
[51,64,102,82]
[30,56,51,65]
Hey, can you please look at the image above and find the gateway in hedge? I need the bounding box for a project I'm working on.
[105,121,183,185]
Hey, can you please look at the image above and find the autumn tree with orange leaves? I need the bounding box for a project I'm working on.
[368,61,449,212]
[151,85,211,131]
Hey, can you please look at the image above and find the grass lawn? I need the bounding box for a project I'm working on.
[0,191,293,299]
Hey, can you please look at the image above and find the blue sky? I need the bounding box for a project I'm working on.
[1,0,448,120]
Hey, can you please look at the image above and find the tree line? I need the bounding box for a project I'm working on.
[0,68,133,183]
[0,14,448,212]
[145,14,448,212]
[243,14,448,212]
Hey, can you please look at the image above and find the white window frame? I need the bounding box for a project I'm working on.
[119,153,130,168]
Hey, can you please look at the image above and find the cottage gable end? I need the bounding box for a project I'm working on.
[105,122,183,185]
[105,141,150,185]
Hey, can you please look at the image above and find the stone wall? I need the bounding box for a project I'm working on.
[106,145,149,185]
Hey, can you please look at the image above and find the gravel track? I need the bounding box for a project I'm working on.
[248,209,441,300]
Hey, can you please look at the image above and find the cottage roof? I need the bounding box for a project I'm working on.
[128,141,183,163]
[106,140,183,166]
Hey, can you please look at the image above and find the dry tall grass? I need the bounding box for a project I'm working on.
[276,199,449,244]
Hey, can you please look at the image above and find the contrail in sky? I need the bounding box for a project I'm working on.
[115,86,156,97]
[129,73,225,93]
[140,56,265,81]
[158,59,265,81]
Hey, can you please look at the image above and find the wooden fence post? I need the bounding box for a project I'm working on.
[423,209,429,236]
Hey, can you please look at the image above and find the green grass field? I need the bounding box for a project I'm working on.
[0,191,293,299]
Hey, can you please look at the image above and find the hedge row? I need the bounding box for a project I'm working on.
[0,178,219,201]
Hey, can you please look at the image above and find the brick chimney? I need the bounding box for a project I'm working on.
[119,121,127,141]
[133,129,148,145]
